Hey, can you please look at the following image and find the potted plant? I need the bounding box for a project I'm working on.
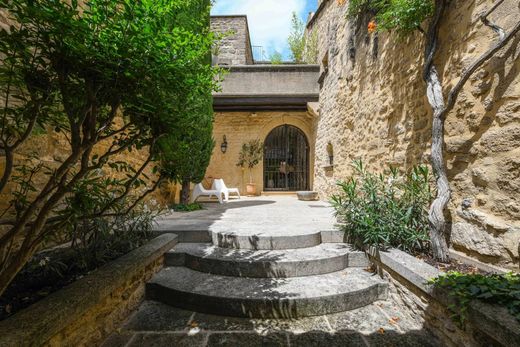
[237,139,264,195]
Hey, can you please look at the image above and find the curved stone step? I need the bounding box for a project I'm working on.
[211,230,322,250]
[165,243,369,278]
[146,267,388,318]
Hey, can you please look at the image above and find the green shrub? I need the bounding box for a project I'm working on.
[331,160,432,253]
[172,203,204,212]
[347,0,435,35]
[430,272,520,325]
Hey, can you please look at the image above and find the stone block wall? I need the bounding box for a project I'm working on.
[309,0,520,269]
[211,16,254,65]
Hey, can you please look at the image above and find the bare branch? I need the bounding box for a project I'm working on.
[446,19,520,113]
[98,121,134,141]
[480,0,506,40]
[0,150,14,194]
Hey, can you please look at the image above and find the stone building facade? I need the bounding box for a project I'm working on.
[307,0,520,269]
[207,16,319,196]
[210,16,254,65]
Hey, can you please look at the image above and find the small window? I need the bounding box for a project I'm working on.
[318,52,329,87]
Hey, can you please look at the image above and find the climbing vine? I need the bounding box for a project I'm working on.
[430,272,520,325]
[347,0,520,262]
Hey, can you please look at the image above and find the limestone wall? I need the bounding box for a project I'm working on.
[309,0,520,269]
[205,111,316,194]
[211,16,254,65]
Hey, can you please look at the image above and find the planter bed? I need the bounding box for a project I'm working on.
[0,234,177,347]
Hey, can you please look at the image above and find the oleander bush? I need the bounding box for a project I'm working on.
[331,160,432,253]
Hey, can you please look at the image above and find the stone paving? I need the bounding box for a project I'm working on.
[154,196,336,237]
[103,299,439,347]
[103,196,441,346]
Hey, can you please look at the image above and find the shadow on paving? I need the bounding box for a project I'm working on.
[153,199,277,234]
[103,300,446,347]
[104,328,441,347]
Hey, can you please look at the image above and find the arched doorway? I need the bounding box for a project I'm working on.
[264,125,309,191]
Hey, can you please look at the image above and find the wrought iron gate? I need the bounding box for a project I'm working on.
[264,125,309,191]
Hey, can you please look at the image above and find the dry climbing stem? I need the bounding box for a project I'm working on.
[423,0,520,261]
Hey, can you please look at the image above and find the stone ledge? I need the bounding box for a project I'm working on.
[225,64,320,73]
[0,233,178,346]
[368,247,520,347]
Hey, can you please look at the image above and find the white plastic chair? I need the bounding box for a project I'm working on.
[211,179,240,202]
[191,183,223,204]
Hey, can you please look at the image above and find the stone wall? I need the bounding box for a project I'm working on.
[309,0,520,269]
[205,111,316,194]
[368,248,520,347]
[211,16,254,65]
[0,234,178,347]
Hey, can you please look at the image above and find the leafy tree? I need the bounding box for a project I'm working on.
[236,139,264,185]
[304,27,319,64]
[288,11,306,63]
[0,0,218,295]
[155,0,217,205]
[347,0,520,261]
[157,91,215,204]
[269,51,283,65]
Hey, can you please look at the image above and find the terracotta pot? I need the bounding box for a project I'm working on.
[246,183,256,196]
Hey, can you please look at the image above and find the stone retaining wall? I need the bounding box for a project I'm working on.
[0,234,178,347]
[308,0,520,269]
[368,248,520,347]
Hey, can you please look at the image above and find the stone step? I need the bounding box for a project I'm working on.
[165,243,369,278]
[212,230,323,250]
[146,267,388,318]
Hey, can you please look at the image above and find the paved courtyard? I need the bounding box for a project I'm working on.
[154,195,337,236]
[104,299,437,347]
[104,196,441,346]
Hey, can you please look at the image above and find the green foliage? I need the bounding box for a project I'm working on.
[304,28,319,64]
[347,0,435,35]
[156,0,218,196]
[270,52,283,65]
[288,11,306,63]
[331,160,432,253]
[430,272,520,325]
[237,139,264,184]
[172,203,204,212]
[0,0,219,294]
[157,91,215,185]
[237,140,264,169]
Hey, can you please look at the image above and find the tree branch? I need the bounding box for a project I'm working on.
[480,0,506,40]
[446,17,520,114]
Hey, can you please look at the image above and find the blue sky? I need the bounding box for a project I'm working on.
[211,0,318,61]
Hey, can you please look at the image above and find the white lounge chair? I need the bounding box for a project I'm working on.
[191,183,223,204]
[211,178,241,202]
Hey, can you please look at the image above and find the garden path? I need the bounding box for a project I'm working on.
[104,196,441,346]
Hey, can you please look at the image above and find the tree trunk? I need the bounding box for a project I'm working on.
[0,244,36,297]
[423,0,450,262]
[181,179,191,205]
[421,0,520,262]
[426,72,451,262]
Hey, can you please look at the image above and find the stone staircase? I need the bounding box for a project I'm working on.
[145,230,388,319]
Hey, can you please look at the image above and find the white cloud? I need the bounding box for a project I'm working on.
[211,0,307,60]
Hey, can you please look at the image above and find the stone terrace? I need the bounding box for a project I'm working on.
[104,197,441,346]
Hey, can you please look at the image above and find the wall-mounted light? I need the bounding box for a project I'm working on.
[220,135,228,154]
[326,142,334,166]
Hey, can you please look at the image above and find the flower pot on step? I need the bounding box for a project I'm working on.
[246,183,256,196]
